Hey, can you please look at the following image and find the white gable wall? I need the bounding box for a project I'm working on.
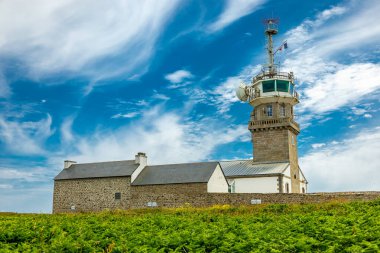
[207,164,229,193]
[283,177,292,193]
[299,169,307,193]
[232,176,279,193]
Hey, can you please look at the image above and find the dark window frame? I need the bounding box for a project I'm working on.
[262,80,275,93]
[115,192,121,200]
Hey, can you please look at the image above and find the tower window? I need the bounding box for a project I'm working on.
[276,80,289,92]
[302,187,305,193]
[280,104,286,117]
[115,192,121,200]
[262,80,275,92]
[285,183,289,193]
[266,105,273,117]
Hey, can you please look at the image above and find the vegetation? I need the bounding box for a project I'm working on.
[0,200,379,252]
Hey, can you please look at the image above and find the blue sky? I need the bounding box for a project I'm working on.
[1,0,380,213]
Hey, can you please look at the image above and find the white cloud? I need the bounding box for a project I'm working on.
[111,112,139,119]
[64,106,247,164]
[311,143,326,149]
[301,126,380,192]
[207,0,266,33]
[60,116,75,143]
[0,72,10,98]
[363,114,372,118]
[277,1,380,124]
[211,77,241,114]
[300,63,380,113]
[165,70,193,84]
[0,114,54,155]
[0,184,12,189]
[0,0,179,81]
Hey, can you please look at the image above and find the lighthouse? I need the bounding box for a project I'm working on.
[236,19,303,193]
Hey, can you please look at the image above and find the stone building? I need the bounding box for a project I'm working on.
[53,153,229,213]
[53,19,309,213]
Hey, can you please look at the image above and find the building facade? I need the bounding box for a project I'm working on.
[53,20,308,213]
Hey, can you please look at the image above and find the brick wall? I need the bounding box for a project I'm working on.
[53,177,131,213]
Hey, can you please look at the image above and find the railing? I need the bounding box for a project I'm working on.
[252,71,294,83]
[249,117,300,130]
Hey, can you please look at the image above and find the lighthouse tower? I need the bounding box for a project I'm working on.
[236,19,302,193]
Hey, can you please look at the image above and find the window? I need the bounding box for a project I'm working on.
[294,174,297,179]
[280,104,286,117]
[262,80,275,92]
[285,183,289,193]
[115,192,121,200]
[276,80,289,92]
[266,104,273,117]
[302,187,305,193]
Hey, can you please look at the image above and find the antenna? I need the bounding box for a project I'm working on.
[263,18,278,74]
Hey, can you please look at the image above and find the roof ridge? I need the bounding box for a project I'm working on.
[72,160,134,166]
[147,161,218,167]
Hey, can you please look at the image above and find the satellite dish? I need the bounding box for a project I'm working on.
[236,83,248,101]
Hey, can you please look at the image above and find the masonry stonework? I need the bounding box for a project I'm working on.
[129,191,380,209]
[53,177,131,213]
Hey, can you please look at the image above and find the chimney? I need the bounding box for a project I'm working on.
[135,152,147,166]
[64,160,77,169]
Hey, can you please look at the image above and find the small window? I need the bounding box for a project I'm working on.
[302,187,305,193]
[276,80,289,92]
[285,183,289,193]
[266,104,273,117]
[294,174,297,179]
[115,192,121,200]
[262,80,275,93]
[280,104,286,117]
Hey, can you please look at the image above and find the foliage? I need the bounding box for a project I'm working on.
[0,200,379,252]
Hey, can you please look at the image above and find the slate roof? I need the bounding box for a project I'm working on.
[55,160,139,180]
[220,160,289,177]
[132,162,219,185]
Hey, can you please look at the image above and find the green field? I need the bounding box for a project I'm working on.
[1,200,379,252]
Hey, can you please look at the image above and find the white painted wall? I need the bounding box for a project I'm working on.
[283,165,291,178]
[283,177,292,193]
[131,154,147,183]
[232,176,278,193]
[298,169,307,193]
[207,165,229,193]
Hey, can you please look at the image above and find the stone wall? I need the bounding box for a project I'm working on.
[131,183,208,208]
[53,177,131,213]
[253,128,290,162]
[129,191,380,209]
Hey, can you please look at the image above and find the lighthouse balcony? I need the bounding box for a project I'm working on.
[248,117,300,133]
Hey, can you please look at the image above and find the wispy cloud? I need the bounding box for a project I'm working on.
[0,72,10,98]
[63,105,247,164]
[0,114,54,155]
[0,0,180,82]
[301,126,380,192]
[278,1,380,125]
[111,112,139,119]
[207,0,266,33]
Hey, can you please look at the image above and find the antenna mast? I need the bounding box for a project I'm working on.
[264,18,278,74]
